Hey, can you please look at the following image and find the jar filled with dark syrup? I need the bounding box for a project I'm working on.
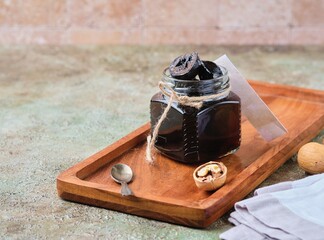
[150,66,241,164]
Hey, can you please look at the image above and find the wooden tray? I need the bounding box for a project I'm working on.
[57,81,324,228]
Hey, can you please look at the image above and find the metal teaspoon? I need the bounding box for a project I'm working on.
[110,163,133,196]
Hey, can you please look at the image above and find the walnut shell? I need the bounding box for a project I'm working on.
[297,142,324,174]
[193,161,227,191]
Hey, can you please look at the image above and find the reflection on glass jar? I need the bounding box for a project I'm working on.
[150,66,241,164]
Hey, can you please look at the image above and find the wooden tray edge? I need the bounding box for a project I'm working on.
[57,123,150,181]
[248,80,324,103]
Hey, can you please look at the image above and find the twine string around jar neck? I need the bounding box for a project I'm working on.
[145,81,231,164]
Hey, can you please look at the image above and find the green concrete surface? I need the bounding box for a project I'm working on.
[0,45,323,240]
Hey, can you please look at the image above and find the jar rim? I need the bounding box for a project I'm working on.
[162,65,228,83]
[161,65,230,98]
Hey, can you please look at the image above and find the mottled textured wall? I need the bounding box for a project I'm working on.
[0,0,323,45]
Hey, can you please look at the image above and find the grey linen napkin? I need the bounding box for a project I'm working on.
[220,174,324,240]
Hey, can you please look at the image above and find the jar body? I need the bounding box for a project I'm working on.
[150,88,241,164]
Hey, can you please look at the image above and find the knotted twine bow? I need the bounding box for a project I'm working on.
[145,81,231,164]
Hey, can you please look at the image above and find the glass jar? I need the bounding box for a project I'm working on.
[150,66,241,164]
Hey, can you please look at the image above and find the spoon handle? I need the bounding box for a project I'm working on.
[121,182,133,196]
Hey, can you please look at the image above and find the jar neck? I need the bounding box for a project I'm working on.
[161,66,230,99]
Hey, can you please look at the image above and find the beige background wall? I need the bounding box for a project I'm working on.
[0,0,323,45]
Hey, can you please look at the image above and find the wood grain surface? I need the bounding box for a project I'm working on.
[57,81,324,228]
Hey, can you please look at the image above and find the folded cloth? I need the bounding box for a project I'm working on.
[220,174,324,240]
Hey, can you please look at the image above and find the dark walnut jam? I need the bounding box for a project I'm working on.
[149,53,241,164]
